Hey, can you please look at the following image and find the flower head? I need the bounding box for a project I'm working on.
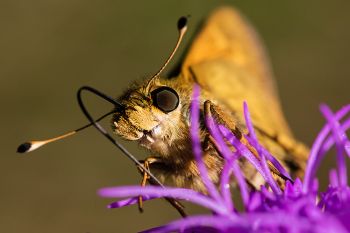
[98,85,350,233]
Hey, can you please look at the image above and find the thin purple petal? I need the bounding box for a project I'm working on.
[205,116,249,207]
[98,186,228,215]
[320,104,349,186]
[243,102,282,194]
[219,126,264,175]
[219,125,281,193]
[219,159,235,211]
[303,104,350,192]
[246,135,291,180]
[107,196,155,208]
[309,117,350,186]
[329,169,339,187]
[190,85,224,206]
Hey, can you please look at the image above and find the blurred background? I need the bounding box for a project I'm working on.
[1,0,350,232]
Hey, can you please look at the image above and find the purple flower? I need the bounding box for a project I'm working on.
[98,85,350,233]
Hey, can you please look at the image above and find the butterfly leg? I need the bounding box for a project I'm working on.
[204,100,291,188]
[137,157,187,217]
[253,126,309,178]
[137,157,159,212]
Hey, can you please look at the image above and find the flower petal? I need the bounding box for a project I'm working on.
[320,104,350,187]
[243,102,282,194]
[190,85,224,206]
[219,125,281,193]
[303,104,350,192]
[98,186,228,215]
[107,196,155,208]
[205,116,248,208]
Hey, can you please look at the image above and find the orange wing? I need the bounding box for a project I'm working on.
[179,6,292,138]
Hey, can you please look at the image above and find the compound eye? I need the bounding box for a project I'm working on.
[151,86,179,113]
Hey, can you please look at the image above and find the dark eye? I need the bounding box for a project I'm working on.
[151,86,179,113]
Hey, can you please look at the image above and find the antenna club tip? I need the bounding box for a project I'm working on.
[17,142,32,153]
[177,16,188,30]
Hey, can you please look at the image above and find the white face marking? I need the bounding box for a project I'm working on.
[152,125,162,136]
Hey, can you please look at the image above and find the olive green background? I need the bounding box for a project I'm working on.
[2,0,350,232]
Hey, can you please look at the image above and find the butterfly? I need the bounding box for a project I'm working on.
[18,6,308,216]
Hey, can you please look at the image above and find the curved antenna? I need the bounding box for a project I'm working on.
[146,16,188,90]
[17,110,115,153]
[77,86,164,187]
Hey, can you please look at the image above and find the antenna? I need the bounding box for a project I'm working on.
[152,16,188,78]
[146,16,188,90]
[17,110,115,153]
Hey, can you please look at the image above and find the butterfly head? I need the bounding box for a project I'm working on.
[111,77,187,154]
